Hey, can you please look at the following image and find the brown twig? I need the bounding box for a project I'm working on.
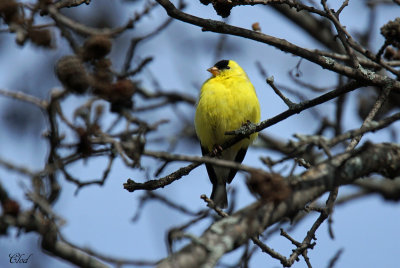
[125,81,363,193]
[0,88,48,109]
[267,76,297,109]
[156,0,400,91]
[346,83,392,151]
[158,143,400,267]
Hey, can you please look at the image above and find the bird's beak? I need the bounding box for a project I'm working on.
[207,66,220,76]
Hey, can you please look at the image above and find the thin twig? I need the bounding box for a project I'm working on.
[267,76,297,109]
[0,88,48,109]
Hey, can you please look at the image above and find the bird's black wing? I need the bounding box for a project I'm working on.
[226,148,247,184]
[201,146,218,186]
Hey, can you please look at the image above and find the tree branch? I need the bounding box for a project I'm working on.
[155,0,400,91]
[157,143,400,267]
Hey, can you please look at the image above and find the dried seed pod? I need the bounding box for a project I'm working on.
[82,35,112,61]
[112,79,136,99]
[91,58,113,97]
[247,171,291,203]
[213,2,232,18]
[109,79,136,113]
[384,46,396,60]
[381,18,400,48]
[2,199,20,216]
[55,55,89,94]
[28,28,53,48]
[199,0,211,4]
[384,46,400,60]
[93,58,113,84]
[0,0,20,24]
[199,0,231,18]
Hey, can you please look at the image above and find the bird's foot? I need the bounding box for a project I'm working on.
[211,144,223,157]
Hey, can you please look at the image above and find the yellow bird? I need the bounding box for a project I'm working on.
[195,60,261,208]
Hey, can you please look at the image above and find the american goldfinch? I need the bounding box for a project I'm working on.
[195,60,261,208]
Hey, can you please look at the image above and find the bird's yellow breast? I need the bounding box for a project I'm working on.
[195,74,260,151]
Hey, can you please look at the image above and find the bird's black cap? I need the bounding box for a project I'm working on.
[214,60,230,70]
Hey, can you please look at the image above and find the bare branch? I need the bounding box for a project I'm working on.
[156,0,400,91]
[0,88,48,109]
[157,143,400,267]
[46,5,133,37]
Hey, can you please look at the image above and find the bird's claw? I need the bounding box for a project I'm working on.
[212,145,223,156]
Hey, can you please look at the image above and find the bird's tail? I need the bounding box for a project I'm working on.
[211,184,228,209]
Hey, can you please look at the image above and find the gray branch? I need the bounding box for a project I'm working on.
[157,143,400,267]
